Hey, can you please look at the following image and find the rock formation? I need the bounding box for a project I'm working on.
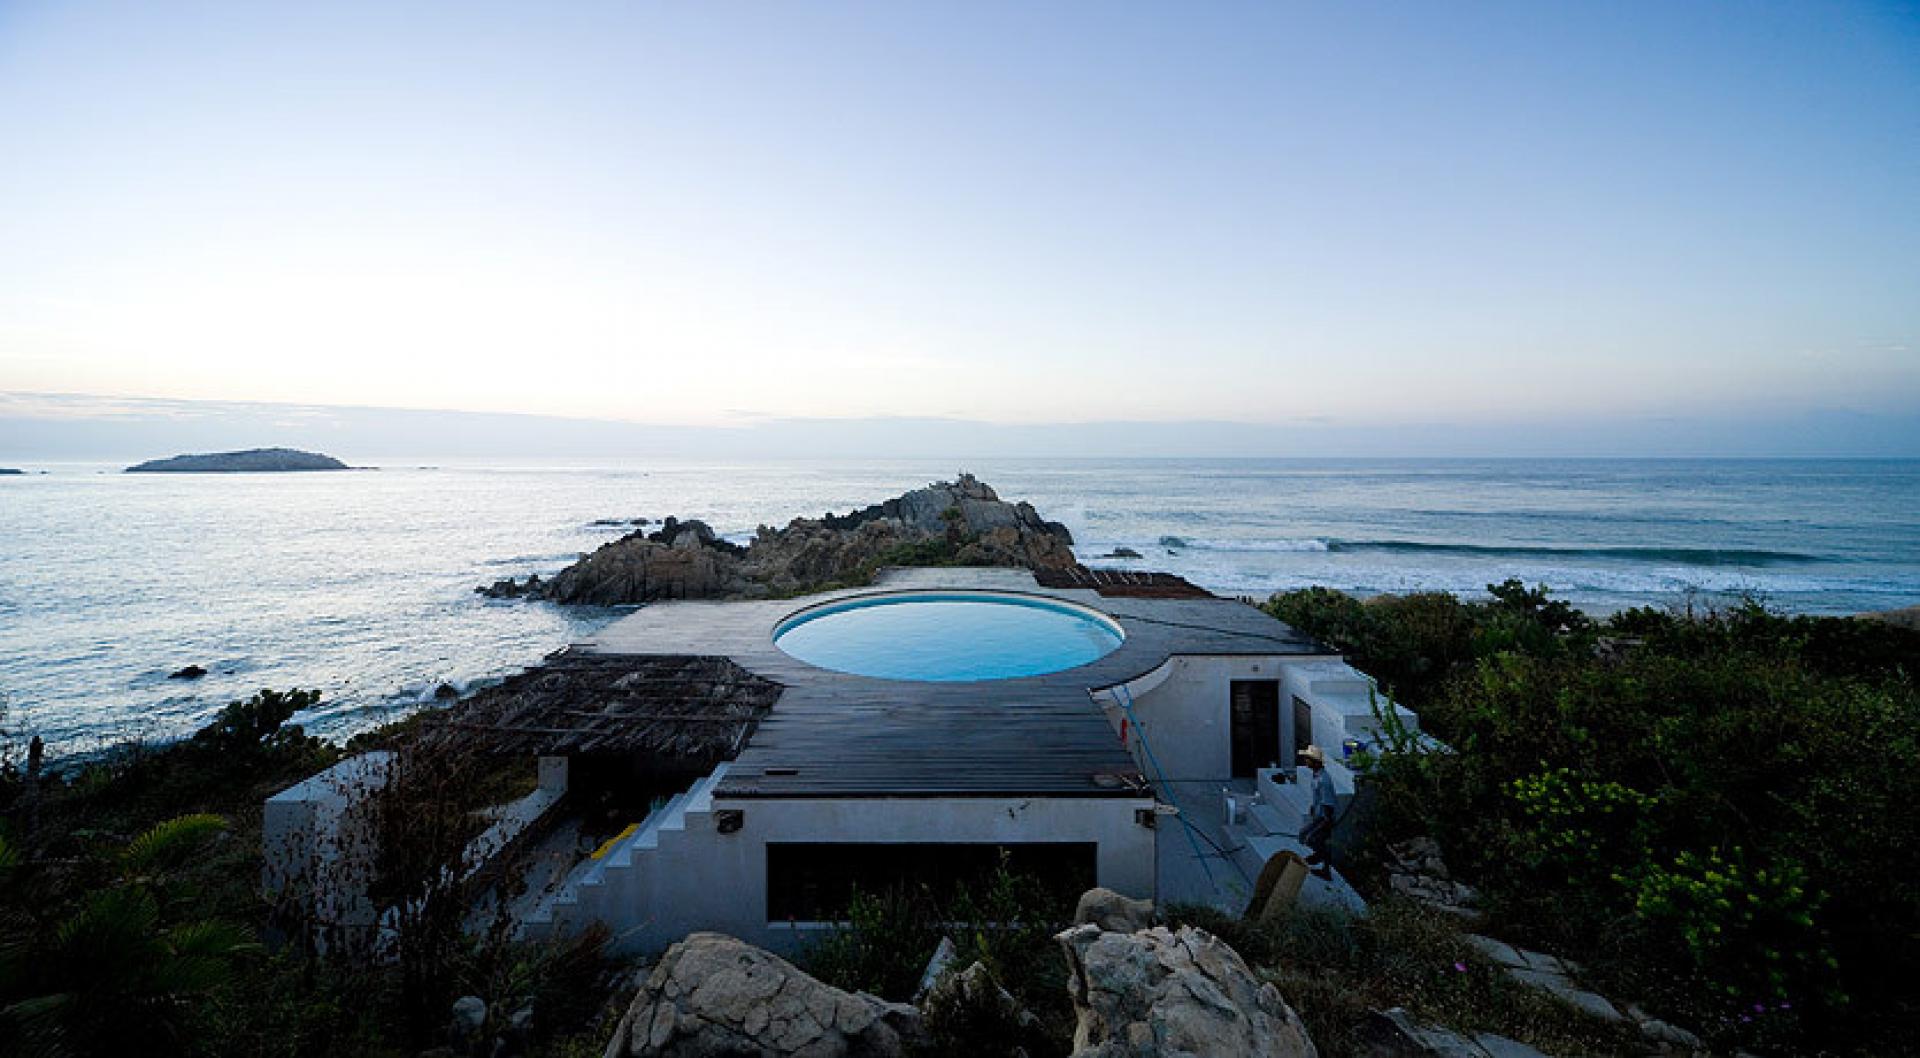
[126,447,349,472]
[603,931,923,1057]
[482,474,1077,605]
[1384,837,1480,921]
[1055,922,1318,1058]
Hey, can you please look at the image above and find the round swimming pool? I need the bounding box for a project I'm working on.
[773,592,1125,682]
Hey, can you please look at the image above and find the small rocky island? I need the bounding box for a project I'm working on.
[0,468,22,475]
[481,472,1079,605]
[126,447,350,473]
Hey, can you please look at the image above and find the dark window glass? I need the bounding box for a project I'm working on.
[765,842,1097,921]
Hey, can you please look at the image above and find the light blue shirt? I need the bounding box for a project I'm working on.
[1306,767,1338,824]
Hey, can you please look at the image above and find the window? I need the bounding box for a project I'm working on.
[765,842,1097,922]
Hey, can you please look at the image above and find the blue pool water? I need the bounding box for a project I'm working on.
[773,592,1125,681]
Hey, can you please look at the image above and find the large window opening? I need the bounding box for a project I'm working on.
[766,842,1097,922]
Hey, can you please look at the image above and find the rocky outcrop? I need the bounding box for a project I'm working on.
[126,447,349,472]
[1056,922,1318,1058]
[484,474,1077,605]
[603,932,922,1057]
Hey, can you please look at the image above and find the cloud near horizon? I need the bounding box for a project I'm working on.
[2,391,1916,461]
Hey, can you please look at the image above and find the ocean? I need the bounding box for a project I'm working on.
[3,458,1916,756]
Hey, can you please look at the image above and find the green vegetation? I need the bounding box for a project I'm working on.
[0,691,630,1058]
[1266,583,1920,1054]
[799,859,1076,1057]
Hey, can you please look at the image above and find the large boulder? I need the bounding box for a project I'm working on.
[1073,887,1156,934]
[487,474,1078,605]
[1056,923,1318,1058]
[603,932,922,1057]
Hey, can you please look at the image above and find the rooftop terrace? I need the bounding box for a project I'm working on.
[575,567,1332,799]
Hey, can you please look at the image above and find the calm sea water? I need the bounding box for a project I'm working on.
[3,458,1916,755]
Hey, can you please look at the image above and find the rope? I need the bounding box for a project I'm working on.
[1113,683,1256,890]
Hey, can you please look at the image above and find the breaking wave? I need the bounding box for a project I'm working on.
[1323,541,1828,568]
[1149,536,1825,568]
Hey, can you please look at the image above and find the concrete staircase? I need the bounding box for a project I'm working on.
[522,763,729,942]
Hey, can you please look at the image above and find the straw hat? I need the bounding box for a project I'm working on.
[1300,744,1326,764]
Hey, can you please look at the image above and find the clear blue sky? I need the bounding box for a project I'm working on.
[1,2,1916,452]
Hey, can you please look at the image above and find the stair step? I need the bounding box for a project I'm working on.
[684,763,730,814]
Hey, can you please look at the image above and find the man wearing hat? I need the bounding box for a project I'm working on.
[1299,744,1338,879]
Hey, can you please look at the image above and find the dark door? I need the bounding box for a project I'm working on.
[1230,680,1281,778]
[1293,695,1314,765]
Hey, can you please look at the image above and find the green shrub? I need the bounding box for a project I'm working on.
[1293,585,1920,1053]
[1617,847,1833,1007]
[800,861,1077,1054]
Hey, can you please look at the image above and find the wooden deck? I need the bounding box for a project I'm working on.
[576,567,1331,799]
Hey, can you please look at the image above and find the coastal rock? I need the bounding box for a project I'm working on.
[169,664,207,680]
[126,447,349,473]
[1101,547,1143,559]
[1056,922,1318,1058]
[0,467,22,475]
[478,574,545,600]
[493,474,1078,606]
[543,528,749,605]
[604,931,922,1057]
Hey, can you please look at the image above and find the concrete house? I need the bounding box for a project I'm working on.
[266,567,1417,953]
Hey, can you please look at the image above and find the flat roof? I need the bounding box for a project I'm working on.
[576,567,1332,799]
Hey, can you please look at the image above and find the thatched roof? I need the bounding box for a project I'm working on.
[418,651,783,760]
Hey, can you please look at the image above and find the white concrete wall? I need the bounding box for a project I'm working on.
[1101,656,1332,785]
[1097,654,1412,787]
[262,751,393,950]
[605,794,1155,954]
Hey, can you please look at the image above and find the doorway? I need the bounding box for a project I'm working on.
[1230,680,1281,778]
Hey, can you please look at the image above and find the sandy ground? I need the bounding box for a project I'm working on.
[1860,606,1920,631]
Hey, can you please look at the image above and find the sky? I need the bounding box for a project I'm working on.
[1,1,1917,456]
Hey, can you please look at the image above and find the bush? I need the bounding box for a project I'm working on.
[1282,585,1920,1053]
[800,860,1077,1055]
[0,815,257,1058]
[1617,846,1832,1008]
